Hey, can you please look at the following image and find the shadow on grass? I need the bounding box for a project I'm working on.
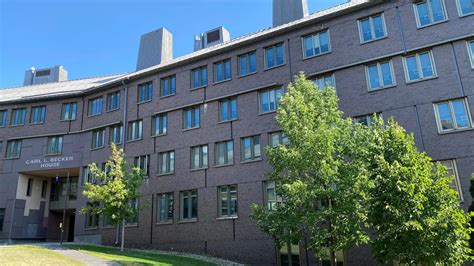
[64,244,215,266]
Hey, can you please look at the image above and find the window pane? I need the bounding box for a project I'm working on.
[368,65,380,89]
[437,103,454,130]
[224,60,231,79]
[217,143,225,165]
[249,53,256,73]
[460,0,474,15]
[231,99,237,119]
[254,137,261,158]
[380,62,393,86]
[360,19,372,42]
[269,90,276,110]
[431,0,445,22]
[319,32,329,53]
[373,15,385,38]
[266,47,274,68]
[194,107,200,127]
[222,101,229,121]
[304,36,314,57]
[240,55,247,75]
[276,45,284,65]
[417,2,431,26]
[419,52,434,78]
[452,100,469,128]
[243,138,251,160]
[216,63,223,81]
[406,56,419,80]
[227,141,233,163]
[193,70,200,88]
[201,68,207,86]
[191,193,198,218]
[261,91,270,112]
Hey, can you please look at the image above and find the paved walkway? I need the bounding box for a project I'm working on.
[34,243,120,266]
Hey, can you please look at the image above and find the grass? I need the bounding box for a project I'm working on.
[0,245,83,266]
[64,244,217,266]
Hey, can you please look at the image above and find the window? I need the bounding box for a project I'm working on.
[91,128,106,149]
[5,140,21,159]
[106,91,120,111]
[269,132,289,147]
[127,120,143,141]
[192,66,207,89]
[214,59,231,82]
[41,180,48,198]
[183,106,200,129]
[238,52,256,76]
[46,136,63,155]
[366,60,395,91]
[26,178,33,196]
[109,124,123,145]
[353,113,381,127]
[219,98,238,122]
[88,97,103,116]
[312,75,336,90]
[265,43,284,68]
[85,202,99,228]
[302,30,330,58]
[156,193,174,223]
[134,155,150,177]
[260,87,284,113]
[61,102,77,121]
[30,106,46,124]
[125,198,139,225]
[439,160,463,201]
[158,151,175,175]
[358,14,387,43]
[138,81,153,103]
[403,51,436,82]
[457,0,474,16]
[152,113,167,136]
[414,0,447,28]
[241,135,261,161]
[434,99,472,132]
[160,75,176,97]
[468,40,474,69]
[265,181,284,211]
[191,145,208,170]
[0,110,7,127]
[0,208,5,232]
[82,166,97,185]
[180,190,198,221]
[279,244,301,266]
[10,108,26,126]
[218,185,238,218]
[215,140,234,166]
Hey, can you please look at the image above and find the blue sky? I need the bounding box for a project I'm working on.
[0,0,347,88]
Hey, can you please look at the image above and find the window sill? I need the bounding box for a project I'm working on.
[152,133,167,138]
[155,221,173,225]
[302,50,331,61]
[87,114,102,118]
[416,19,448,30]
[107,143,123,147]
[213,78,232,85]
[438,127,474,135]
[360,35,388,45]
[4,157,20,160]
[367,84,397,93]
[218,119,238,124]
[190,167,208,172]
[459,12,474,18]
[9,124,25,127]
[182,127,200,132]
[90,146,105,151]
[191,85,207,91]
[259,110,277,116]
[159,94,175,99]
[241,158,262,164]
[45,153,62,157]
[405,76,438,85]
[29,122,45,125]
[126,138,143,143]
[214,163,234,168]
[217,216,238,221]
[157,172,175,177]
[264,64,286,72]
[178,219,197,224]
[106,108,120,113]
[137,100,152,105]
[60,119,76,122]
[238,71,257,78]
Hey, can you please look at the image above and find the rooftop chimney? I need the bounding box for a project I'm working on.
[23,65,68,86]
[194,26,230,52]
[273,0,309,27]
[136,27,173,71]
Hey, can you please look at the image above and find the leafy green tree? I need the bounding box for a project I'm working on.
[470,174,474,250]
[252,73,372,266]
[81,143,144,251]
[357,117,472,264]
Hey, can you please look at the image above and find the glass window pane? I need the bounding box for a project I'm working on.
[261,91,269,112]
[419,53,434,78]
[416,2,431,26]
[319,32,329,53]
[243,138,251,160]
[222,101,229,121]
[216,63,223,81]
[276,45,284,65]
[304,36,314,57]
[360,19,372,42]
[266,47,274,68]
[225,60,231,79]
[201,68,207,86]
[249,53,256,73]
[231,99,237,119]
[372,15,385,38]
[269,90,276,110]
[406,56,420,80]
[368,65,380,89]
[431,0,445,22]
[193,70,200,88]
[240,55,247,75]
[437,103,454,130]
[452,100,469,128]
[194,107,200,127]
[380,62,393,86]
[460,0,474,15]
[254,137,261,158]
[227,141,233,163]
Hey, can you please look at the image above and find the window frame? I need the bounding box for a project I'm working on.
[433,98,473,133]
[241,135,262,162]
[456,0,474,17]
[5,140,22,159]
[158,150,175,175]
[213,58,232,83]
[29,105,46,124]
[106,91,121,112]
[264,43,285,69]
[87,97,103,117]
[26,178,33,197]
[218,185,238,218]
[0,110,7,127]
[311,74,336,90]
[219,98,238,122]
[365,60,397,91]
[357,13,388,44]
[238,51,257,77]
[190,144,209,170]
[182,106,200,130]
[413,0,448,29]
[438,159,464,201]
[91,128,106,150]
[402,50,437,83]
[156,192,174,224]
[191,66,208,89]
[46,136,63,155]
[127,120,143,142]
[134,155,150,177]
[137,81,153,103]
[468,40,474,69]
[180,190,198,221]
[160,75,176,97]
[61,102,77,121]
[259,87,285,114]
[152,113,168,136]
[10,108,26,126]
[264,181,284,211]
[85,202,100,229]
[301,30,331,59]
[215,140,234,167]
[269,131,289,147]
[109,124,123,145]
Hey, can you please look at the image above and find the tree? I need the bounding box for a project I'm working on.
[81,143,144,251]
[357,117,472,264]
[251,73,372,266]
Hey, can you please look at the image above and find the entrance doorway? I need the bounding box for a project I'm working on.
[67,214,75,242]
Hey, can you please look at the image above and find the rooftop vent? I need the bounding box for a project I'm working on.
[273,0,309,27]
[136,27,173,71]
[194,26,230,52]
[23,65,68,86]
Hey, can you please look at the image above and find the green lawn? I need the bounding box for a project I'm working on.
[0,245,83,266]
[64,244,216,266]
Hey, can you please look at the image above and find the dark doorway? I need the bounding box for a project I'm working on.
[67,215,75,242]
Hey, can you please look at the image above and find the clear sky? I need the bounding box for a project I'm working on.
[0,0,347,88]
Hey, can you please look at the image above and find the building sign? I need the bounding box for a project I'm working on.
[26,156,74,168]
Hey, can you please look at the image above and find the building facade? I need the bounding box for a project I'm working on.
[1,0,473,265]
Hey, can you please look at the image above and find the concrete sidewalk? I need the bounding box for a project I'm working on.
[34,243,120,266]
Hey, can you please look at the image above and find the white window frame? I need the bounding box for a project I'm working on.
[152,113,168,136]
[438,160,464,201]
[301,30,331,59]
[468,40,474,69]
[357,13,388,44]
[241,135,261,161]
[365,60,396,91]
[433,98,473,133]
[413,0,448,29]
[190,145,208,170]
[158,151,175,175]
[215,140,234,166]
[218,185,238,218]
[456,0,474,17]
[402,51,437,83]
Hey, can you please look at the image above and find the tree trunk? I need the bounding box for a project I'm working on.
[329,249,336,266]
[121,218,125,252]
